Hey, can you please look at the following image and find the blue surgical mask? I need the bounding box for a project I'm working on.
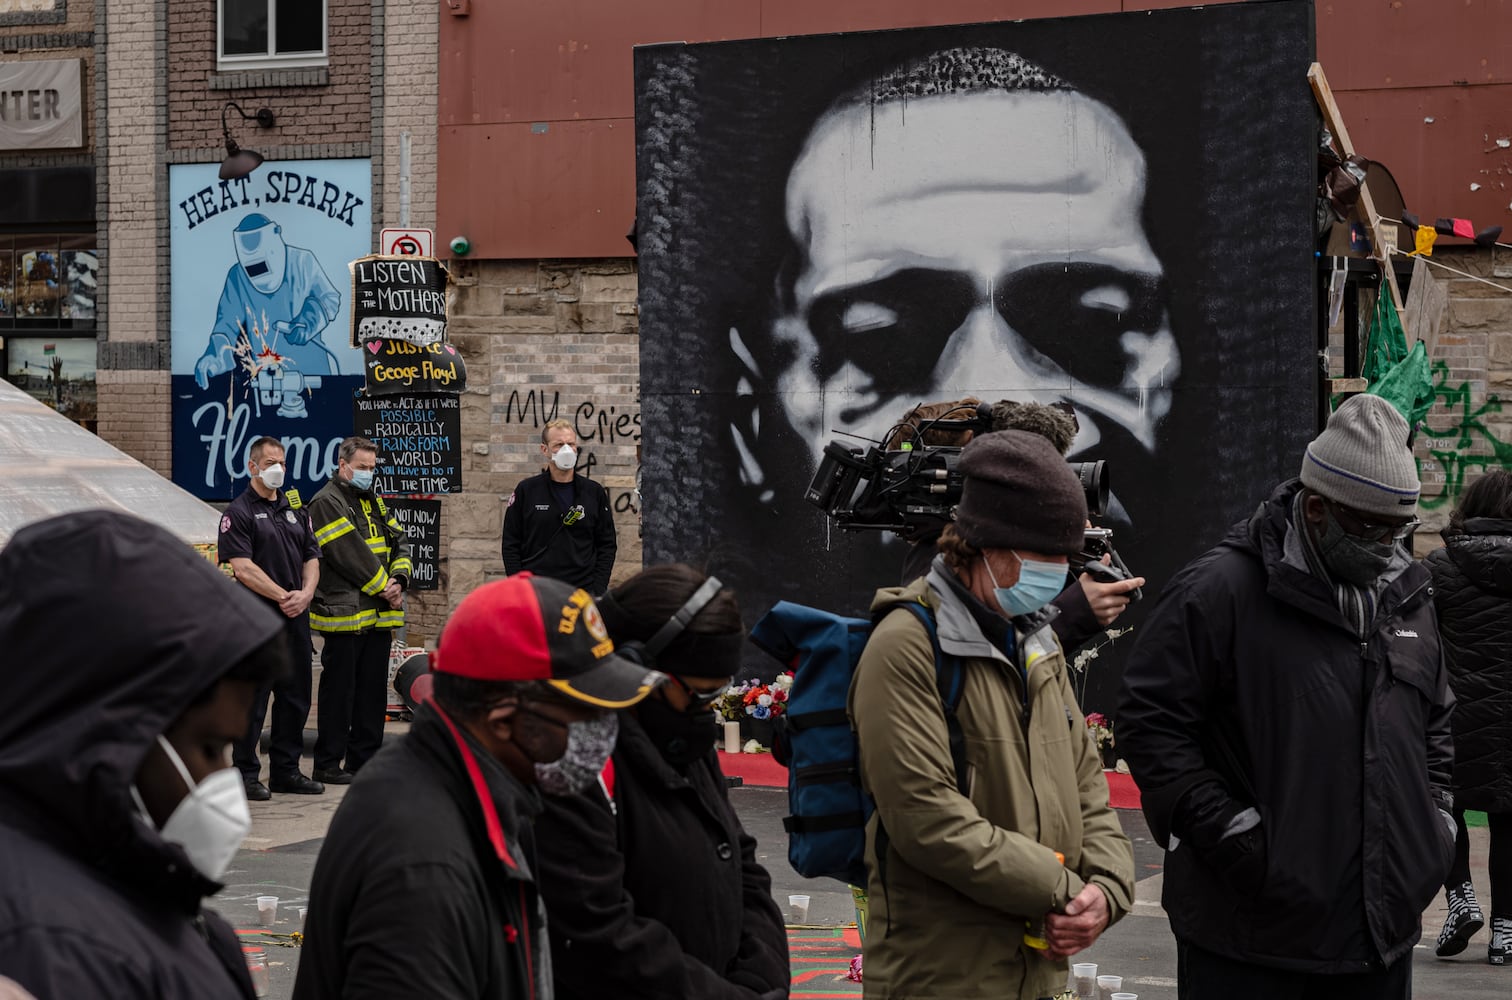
[349,468,375,492]
[986,551,1067,618]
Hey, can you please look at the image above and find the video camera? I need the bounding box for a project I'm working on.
[803,400,1141,599]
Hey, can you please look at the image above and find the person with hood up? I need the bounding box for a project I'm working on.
[1425,469,1512,965]
[1118,393,1452,997]
[0,510,291,999]
[534,565,790,1000]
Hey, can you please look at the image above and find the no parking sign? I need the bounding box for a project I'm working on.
[379,227,433,256]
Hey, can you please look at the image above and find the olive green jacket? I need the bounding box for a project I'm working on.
[847,564,1135,1000]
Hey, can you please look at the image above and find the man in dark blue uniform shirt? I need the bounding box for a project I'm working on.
[501,419,617,594]
[219,435,325,799]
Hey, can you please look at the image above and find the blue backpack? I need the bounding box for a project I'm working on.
[752,600,967,889]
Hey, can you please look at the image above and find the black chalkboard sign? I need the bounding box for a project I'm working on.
[387,498,441,591]
[349,255,448,347]
[353,392,463,494]
[362,338,468,395]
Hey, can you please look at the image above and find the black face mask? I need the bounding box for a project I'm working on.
[637,696,719,769]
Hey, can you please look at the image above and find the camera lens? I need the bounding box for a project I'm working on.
[1068,460,1109,516]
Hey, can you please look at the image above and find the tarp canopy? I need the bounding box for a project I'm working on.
[0,379,221,550]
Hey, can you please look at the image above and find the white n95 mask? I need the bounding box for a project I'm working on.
[552,446,578,472]
[258,463,286,490]
[147,734,252,881]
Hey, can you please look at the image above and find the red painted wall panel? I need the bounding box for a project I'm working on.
[438,0,1512,258]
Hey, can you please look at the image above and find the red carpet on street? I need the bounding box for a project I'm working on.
[718,751,1142,810]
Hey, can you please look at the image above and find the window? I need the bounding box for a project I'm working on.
[218,0,326,70]
[0,233,98,429]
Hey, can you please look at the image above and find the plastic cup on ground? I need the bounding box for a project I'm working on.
[1097,975,1124,1000]
[242,946,270,997]
[1071,962,1098,999]
[788,893,811,923]
[256,895,278,927]
[297,906,308,929]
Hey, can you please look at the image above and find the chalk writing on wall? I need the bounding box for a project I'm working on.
[353,392,463,495]
[387,498,441,590]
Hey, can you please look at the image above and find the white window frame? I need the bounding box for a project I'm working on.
[217,0,328,71]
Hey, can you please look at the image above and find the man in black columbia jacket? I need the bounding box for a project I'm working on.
[1119,394,1454,999]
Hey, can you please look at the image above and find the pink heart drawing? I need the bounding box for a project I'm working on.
[445,345,457,355]
[366,341,383,354]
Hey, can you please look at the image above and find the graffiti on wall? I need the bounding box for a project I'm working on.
[501,388,641,513]
[1418,359,1512,509]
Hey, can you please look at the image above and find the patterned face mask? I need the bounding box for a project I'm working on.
[533,712,619,797]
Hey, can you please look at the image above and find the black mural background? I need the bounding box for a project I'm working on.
[634,0,1319,709]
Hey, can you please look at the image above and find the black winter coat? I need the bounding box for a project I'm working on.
[1118,481,1455,973]
[1426,518,1512,813]
[0,511,280,1000]
[533,713,789,999]
[501,472,617,594]
[293,702,552,1000]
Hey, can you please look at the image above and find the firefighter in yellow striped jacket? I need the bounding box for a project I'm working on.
[305,436,413,784]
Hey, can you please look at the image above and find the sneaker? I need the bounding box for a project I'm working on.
[1490,916,1511,966]
[1436,881,1484,958]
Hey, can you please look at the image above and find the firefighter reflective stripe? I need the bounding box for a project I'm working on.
[389,556,414,578]
[365,536,391,557]
[376,608,405,628]
[360,565,390,596]
[311,607,379,632]
[316,518,356,546]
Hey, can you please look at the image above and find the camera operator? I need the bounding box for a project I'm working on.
[897,400,1145,652]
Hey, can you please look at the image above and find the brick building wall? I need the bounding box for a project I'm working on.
[398,257,644,641]
[1412,247,1512,550]
[165,0,372,152]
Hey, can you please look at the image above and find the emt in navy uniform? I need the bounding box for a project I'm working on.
[218,435,325,800]
[501,418,618,595]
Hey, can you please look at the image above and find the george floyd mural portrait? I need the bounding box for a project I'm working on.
[635,0,1320,701]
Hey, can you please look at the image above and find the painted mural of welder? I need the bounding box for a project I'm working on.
[193,213,344,389]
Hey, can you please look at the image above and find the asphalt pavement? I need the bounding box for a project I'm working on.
[217,726,1508,999]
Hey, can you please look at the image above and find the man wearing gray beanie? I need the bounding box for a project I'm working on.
[847,430,1135,999]
[1118,393,1453,999]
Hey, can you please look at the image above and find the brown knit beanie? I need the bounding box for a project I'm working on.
[955,430,1087,556]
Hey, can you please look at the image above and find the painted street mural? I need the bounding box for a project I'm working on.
[169,159,371,500]
[634,0,1320,692]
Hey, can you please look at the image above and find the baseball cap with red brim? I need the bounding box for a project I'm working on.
[433,573,665,709]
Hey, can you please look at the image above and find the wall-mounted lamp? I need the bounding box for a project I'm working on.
[219,102,276,180]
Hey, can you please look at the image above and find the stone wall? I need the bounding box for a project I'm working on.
[1412,246,1512,551]
[400,257,643,643]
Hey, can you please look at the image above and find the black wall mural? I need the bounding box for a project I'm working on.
[635,0,1319,703]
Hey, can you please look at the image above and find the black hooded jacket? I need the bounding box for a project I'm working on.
[1118,481,1455,972]
[293,700,552,1000]
[0,511,285,999]
[1425,518,1512,813]
[533,713,789,999]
